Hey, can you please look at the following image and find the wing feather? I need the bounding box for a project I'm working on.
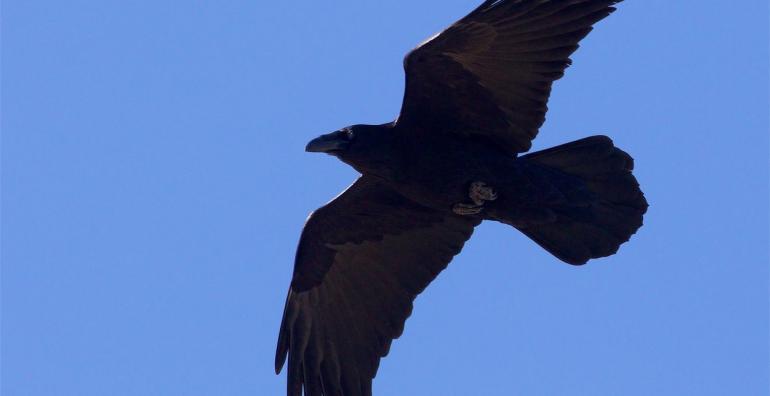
[396,0,622,154]
[275,176,479,395]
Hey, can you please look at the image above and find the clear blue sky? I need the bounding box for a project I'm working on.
[3,1,768,395]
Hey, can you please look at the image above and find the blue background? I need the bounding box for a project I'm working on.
[3,1,768,395]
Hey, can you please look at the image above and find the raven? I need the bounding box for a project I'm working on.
[276,1,647,395]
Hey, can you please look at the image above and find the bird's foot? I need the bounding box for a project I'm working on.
[452,203,483,216]
[469,181,497,205]
[453,181,498,216]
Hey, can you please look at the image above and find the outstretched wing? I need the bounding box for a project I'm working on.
[275,176,479,396]
[397,0,622,154]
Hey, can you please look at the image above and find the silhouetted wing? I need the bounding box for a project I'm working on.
[397,0,622,154]
[275,176,479,396]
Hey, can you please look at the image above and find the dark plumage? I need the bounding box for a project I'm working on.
[276,1,647,395]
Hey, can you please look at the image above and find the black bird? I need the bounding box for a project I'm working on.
[276,1,647,395]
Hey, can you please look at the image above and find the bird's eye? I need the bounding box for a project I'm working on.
[344,128,354,140]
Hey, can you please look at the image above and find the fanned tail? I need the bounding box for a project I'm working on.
[495,136,648,264]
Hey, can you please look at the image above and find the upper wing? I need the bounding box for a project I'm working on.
[275,176,479,396]
[396,0,622,154]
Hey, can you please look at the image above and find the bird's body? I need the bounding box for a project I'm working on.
[370,126,511,211]
[276,1,647,395]
[331,122,557,215]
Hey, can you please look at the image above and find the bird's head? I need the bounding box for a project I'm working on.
[305,124,398,176]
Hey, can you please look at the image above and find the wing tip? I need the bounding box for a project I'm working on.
[275,332,289,374]
[275,288,295,375]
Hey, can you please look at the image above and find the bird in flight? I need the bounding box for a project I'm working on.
[276,1,647,395]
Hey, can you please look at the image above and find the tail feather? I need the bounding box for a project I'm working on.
[508,135,647,264]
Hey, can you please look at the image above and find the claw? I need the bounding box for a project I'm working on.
[453,203,482,216]
[454,181,499,216]
[469,181,497,205]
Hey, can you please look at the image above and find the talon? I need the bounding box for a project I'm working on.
[469,181,497,205]
[453,203,482,216]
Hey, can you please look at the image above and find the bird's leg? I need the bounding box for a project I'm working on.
[452,203,483,215]
[452,181,498,216]
[469,181,497,205]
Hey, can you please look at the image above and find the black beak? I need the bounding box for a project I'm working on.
[305,131,349,153]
